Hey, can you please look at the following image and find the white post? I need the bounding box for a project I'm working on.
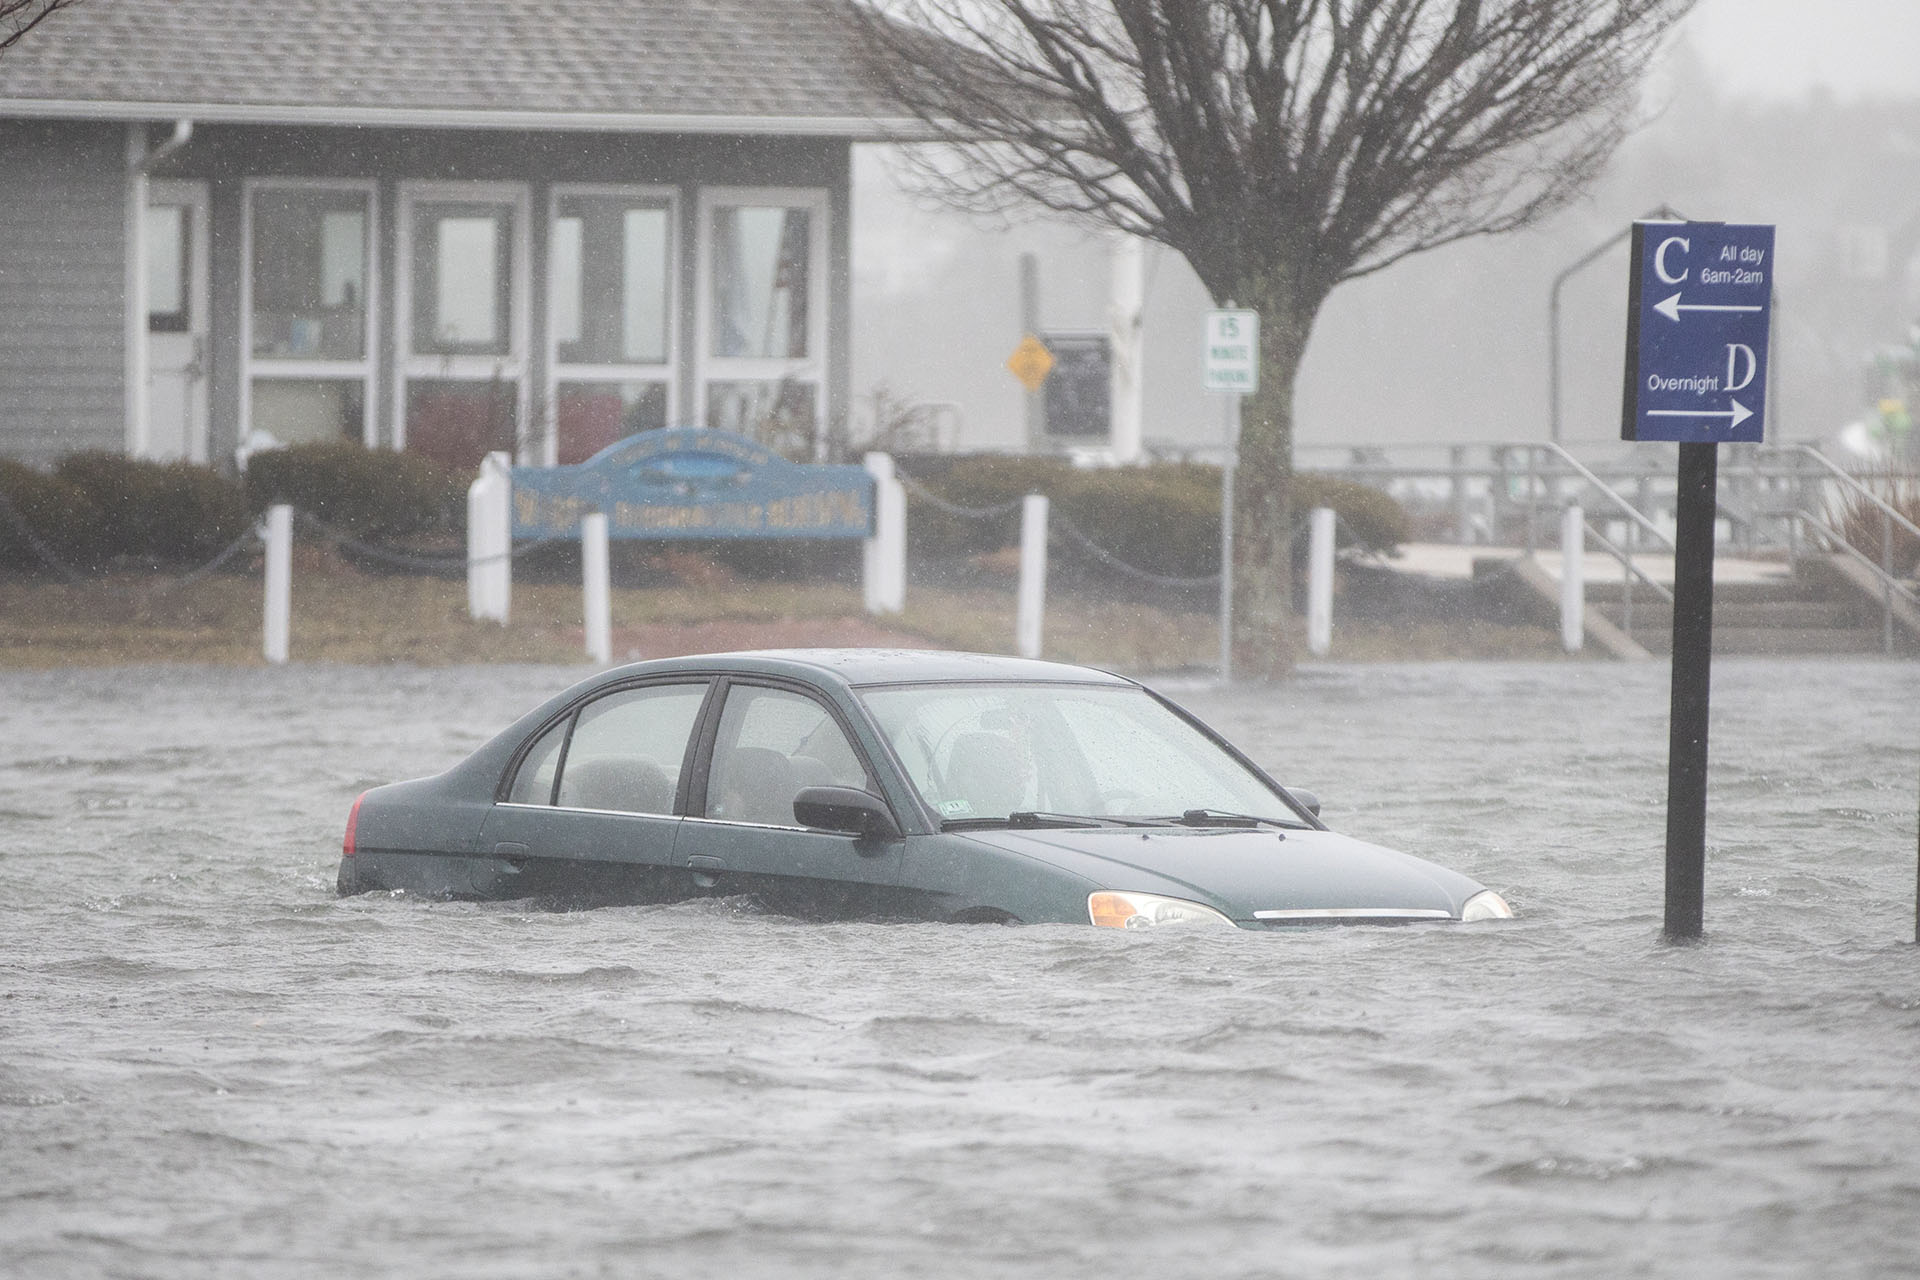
[582,511,611,666]
[1016,493,1049,660]
[1561,503,1585,654]
[1108,232,1145,464]
[467,450,512,624]
[1307,505,1336,657]
[862,452,906,615]
[1218,395,1238,682]
[262,503,291,665]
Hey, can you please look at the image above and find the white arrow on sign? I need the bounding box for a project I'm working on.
[1647,398,1754,429]
[1653,292,1764,323]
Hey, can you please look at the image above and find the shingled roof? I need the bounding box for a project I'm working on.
[0,0,912,135]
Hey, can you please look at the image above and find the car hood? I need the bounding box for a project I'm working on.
[961,825,1483,921]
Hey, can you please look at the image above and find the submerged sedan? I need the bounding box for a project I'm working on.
[337,650,1512,929]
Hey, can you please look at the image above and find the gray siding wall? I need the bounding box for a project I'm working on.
[0,121,125,465]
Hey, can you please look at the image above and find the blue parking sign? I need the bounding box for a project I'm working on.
[1622,221,1774,443]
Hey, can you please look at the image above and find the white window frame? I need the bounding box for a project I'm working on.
[695,186,829,453]
[240,177,381,449]
[545,183,680,467]
[395,180,532,459]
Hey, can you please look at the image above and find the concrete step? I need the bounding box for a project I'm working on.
[1582,577,1813,605]
[1596,601,1869,631]
[1625,625,1891,656]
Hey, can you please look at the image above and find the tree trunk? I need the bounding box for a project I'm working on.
[1229,291,1314,680]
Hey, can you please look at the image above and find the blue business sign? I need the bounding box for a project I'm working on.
[511,428,874,541]
[1623,221,1775,444]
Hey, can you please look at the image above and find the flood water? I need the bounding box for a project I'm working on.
[2,658,1917,1279]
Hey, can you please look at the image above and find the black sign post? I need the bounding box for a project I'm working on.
[1622,220,1775,942]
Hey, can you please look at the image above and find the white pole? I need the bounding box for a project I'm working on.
[1108,232,1145,465]
[1218,394,1238,682]
[1307,505,1335,657]
[1016,493,1049,660]
[863,452,906,615]
[582,511,611,666]
[1561,503,1585,653]
[263,503,291,665]
[467,451,512,624]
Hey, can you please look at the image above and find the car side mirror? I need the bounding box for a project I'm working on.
[1286,788,1321,818]
[793,786,902,841]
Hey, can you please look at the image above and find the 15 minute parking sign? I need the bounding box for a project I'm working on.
[1622,221,1774,443]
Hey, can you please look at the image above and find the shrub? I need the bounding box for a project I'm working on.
[0,459,102,573]
[899,456,1409,579]
[52,452,250,567]
[245,442,461,541]
[1835,472,1920,579]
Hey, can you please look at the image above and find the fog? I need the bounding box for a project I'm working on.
[850,0,1920,459]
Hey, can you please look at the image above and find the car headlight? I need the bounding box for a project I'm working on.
[1460,889,1515,921]
[1089,891,1237,929]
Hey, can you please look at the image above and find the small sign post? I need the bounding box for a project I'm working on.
[1205,309,1259,682]
[1623,220,1775,942]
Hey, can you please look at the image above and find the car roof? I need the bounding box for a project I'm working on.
[595,648,1136,690]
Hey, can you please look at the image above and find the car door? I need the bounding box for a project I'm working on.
[676,680,907,918]
[476,679,712,905]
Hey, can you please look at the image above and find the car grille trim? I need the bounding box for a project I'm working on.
[1253,907,1454,921]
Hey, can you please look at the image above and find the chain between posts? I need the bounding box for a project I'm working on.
[291,511,563,571]
[0,486,260,596]
[894,473,1025,520]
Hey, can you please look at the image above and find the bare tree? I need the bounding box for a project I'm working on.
[842,0,1691,675]
[1,0,78,53]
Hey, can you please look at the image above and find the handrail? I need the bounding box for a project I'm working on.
[1772,444,1920,546]
[1585,518,1674,604]
[1532,442,1676,550]
[1798,509,1920,609]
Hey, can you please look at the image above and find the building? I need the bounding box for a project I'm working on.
[0,0,909,471]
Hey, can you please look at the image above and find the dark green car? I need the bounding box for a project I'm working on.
[338,650,1513,929]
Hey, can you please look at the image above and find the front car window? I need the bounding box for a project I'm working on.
[860,683,1296,824]
[704,686,871,827]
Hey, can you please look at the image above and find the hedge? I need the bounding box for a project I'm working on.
[53,452,252,567]
[244,442,461,540]
[902,457,1409,579]
[0,459,102,572]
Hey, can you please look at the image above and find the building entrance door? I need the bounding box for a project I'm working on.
[145,180,210,462]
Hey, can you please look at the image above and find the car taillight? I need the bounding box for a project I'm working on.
[343,791,366,857]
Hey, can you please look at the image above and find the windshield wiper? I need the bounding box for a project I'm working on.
[1157,808,1304,829]
[942,811,1115,831]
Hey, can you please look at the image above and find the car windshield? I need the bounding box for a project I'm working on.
[859,682,1303,826]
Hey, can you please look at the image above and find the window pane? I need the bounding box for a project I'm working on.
[405,378,517,472]
[146,204,188,332]
[710,205,809,358]
[508,719,568,806]
[551,216,583,347]
[251,187,369,360]
[705,686,869,825]
[411,201,513,356]
[556,381,667,464]
[706,379,816,459]
[555,683,710,814]
[553,195,670,366]
[251,378,364,445]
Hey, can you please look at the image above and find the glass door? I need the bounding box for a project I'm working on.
[397,183,529,471]
[144,179,210,463]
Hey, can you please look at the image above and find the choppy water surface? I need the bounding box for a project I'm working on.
[2,659,1917,1279]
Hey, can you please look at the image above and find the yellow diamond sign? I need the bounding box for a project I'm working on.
[1006,333,1054,391]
